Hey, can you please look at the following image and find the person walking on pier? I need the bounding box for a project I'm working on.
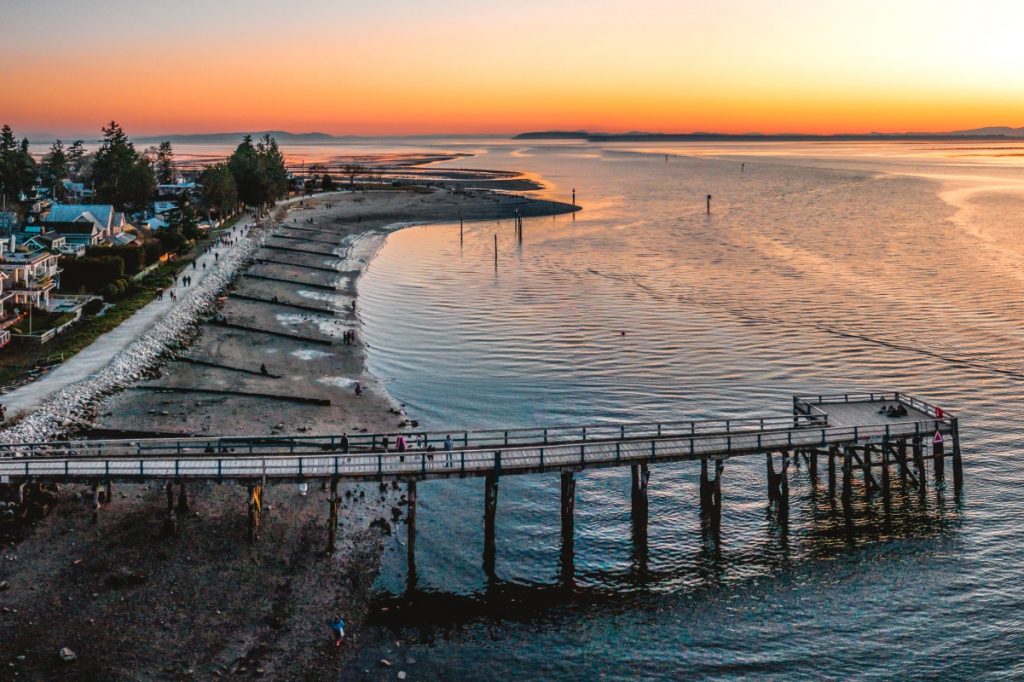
[444,434,454,467]
[340,432,350,455]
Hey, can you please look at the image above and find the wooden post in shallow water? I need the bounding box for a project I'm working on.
[483,473,498,579]
[560,469,576,581]
[630,464,649,576]
[912,436,927,488]
[493,234,498,268]
[407,480,417,591]
[706,194,712,214]
[952,418,963,492]
[828,446,837,497]
[932,430,945,483]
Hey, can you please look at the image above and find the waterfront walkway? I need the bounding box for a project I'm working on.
[0,221,254,419]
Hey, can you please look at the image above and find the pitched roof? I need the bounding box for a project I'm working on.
[47,204,115,228]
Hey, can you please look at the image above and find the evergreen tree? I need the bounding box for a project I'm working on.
[0,125,37,205]
[67,140,86,179]
[93,121,155,212]
[41,140,69,200]
[198,162,238,218]
[226,134,288,208]
[322,173,335,191]
[156,140,175,185]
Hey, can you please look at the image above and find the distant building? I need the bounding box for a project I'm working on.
[61,180,95,202]
[157,181,196,197]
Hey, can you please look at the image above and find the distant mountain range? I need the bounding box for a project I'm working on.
[516,127,1024,141]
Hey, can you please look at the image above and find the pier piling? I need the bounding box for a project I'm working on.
[952,418,963,492]
[176,483,190,515]
[407,480,417,591]
[932,431,945,483]
[483,473,498,579]
[560,469,576,580]
[630,464,649,576]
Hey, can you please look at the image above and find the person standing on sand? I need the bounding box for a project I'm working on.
[330,616,345,647]
[444,434,454,467]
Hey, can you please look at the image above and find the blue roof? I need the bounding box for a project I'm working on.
[47,204,115,227]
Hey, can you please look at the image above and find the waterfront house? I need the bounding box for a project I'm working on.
[61,180,94,202]
[0,249,61,309]
[42,204,133,248]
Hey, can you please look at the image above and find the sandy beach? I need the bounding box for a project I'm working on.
[0,185,576,680]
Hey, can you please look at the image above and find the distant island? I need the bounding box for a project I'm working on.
[515,127,1024,142]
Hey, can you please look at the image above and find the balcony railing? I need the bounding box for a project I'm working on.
[0,330,9,348]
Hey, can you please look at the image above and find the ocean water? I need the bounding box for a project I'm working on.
[347,141,1024,679]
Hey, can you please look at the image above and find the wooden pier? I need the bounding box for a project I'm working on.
[0,393,961,583]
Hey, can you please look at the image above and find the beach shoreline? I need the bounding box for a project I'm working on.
[0,184,577,680]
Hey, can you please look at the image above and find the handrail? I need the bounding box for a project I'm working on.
[0,413,830,458]
[0,416,955,481]
[794,392,953,419]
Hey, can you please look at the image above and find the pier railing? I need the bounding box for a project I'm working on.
[0,416,953,484]
[794,392,952,419]
[0,413,829,460]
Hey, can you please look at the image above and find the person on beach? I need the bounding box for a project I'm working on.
[354,382,363,397]
[192,261,197,270]
[381,436,389,452]
[396,435,407,452]
[340,432,350,454]
[0,403,6,423]
[444,434,454,467]
[260,364,269,376]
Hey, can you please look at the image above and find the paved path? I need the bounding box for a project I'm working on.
[1,219,256,419]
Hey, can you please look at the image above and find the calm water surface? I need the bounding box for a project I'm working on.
[345,141,1024,680]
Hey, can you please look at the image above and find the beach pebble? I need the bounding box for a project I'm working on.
[59,647,77,662]
[379,659,391,668]
[398,672,407,680]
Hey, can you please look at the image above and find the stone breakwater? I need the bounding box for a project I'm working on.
[0,226,270,446]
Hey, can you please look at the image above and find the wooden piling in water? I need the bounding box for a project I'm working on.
[630,463,649,574]
[912,436,927,488]
[952,418,963,492]
[493,234,498,267]
[483,473,498,579]
[560,469,576,580]
[407,480,417,591]
[863,444,873,491]
[932,430,945,483]
[841,447,853,502]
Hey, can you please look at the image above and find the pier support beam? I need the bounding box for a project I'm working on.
[326,478,339,553]
[913,436,927,489]
[841,447,853,504]
[863,445,873,493]
[828,447,837,497]
[483,473,498,580]
[561,469,576,581]
[952,419,963,493]
[932,431,945,483]
[630,463,649,576]
[808,449,818,477]
[766,452,789,507]
[90,483,100,525]
[700,459,724,530]
[407,480,417,592]
[897,438,910,485]
[176,483,190,515]
[247,484,263,543]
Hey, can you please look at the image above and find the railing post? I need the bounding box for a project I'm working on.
[422,453,426,474]
[540,447,545,470]
[334,456,339,476]
[616,442,621,463]
[583,427,587,441]
[620,425,625,439]
[461,450,466,475]
[544,428,548,444]
[217,460,222,483]
[580,444,585,465]
[377,454,382,478]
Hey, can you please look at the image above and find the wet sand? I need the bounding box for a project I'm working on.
[0,186,576,680]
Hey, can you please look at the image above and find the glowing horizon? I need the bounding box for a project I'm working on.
[3,0,1023,138]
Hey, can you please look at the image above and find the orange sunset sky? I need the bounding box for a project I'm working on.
[2,0,1023,137]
